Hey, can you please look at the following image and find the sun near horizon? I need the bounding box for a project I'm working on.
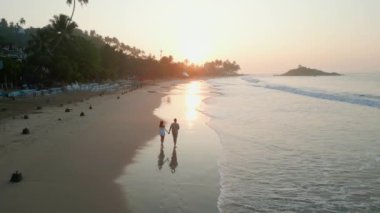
[2,0,380,73]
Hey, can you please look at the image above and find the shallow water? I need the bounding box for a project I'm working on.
[206,75,380,212]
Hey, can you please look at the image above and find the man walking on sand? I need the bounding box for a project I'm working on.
[168,118,180,145]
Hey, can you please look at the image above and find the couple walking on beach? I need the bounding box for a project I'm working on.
[159,118,180,145]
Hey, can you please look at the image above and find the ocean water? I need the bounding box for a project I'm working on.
[118,74,380,212]
[204,74,380,212]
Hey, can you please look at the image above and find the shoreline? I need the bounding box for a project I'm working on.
[0,82,172,212]
[117,79,221,212]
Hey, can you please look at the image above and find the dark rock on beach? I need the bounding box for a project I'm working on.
[9,171,23,183]
[22,128,30,135]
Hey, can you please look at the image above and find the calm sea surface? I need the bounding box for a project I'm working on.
[206,73,380,212]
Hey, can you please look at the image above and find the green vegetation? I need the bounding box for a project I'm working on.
[66,0,89,22]
[279,65,341,76]
[0,13,240,88]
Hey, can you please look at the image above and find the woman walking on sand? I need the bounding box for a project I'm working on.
[159,120,169,143]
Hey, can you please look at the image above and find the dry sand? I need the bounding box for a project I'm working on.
[0,84,168,213]
[0,91,99,121]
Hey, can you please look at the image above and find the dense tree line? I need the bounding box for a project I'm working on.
[0,18,29,46]
[0,15,240,88]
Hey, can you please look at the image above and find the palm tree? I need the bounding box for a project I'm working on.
[19,18,26,26]
[48,14,78,54]
[104,36,112,45]
[49,0,88,52]
[0,18,8,28]
[27,28,52,55]
[49,14,78,40]
[26,28,55,81]
[66,0,89,22]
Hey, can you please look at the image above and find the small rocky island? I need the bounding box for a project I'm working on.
[279,65,341,76]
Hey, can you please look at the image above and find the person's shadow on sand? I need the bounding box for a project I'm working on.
[169,147,178,173]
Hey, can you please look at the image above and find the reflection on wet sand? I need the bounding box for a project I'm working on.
[169,147,178,173]
[157,144,167,170]
[158,145,179,173]
[119,81,221,212]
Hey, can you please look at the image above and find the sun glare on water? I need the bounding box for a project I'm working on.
[185,81,202,122]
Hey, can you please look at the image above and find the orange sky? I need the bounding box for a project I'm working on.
[2,0,380,73]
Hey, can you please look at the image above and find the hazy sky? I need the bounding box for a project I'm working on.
[2,0,380,73]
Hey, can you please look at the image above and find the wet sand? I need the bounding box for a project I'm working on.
[0,84,168,212]
[116,80,221,212]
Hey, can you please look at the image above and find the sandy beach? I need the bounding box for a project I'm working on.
[0,83,167,212]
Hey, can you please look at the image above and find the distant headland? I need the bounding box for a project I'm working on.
[278,65,341,76]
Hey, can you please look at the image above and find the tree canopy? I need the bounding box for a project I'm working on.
[1,15,240,88]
